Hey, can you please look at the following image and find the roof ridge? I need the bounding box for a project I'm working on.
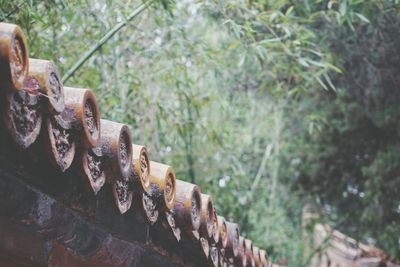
[0,22,269,267]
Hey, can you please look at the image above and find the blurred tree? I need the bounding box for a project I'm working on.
[280,2,400,259]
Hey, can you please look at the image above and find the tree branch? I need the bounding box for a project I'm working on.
[62,0,154,83]
[0,2,25,22]
[250,144,272,194]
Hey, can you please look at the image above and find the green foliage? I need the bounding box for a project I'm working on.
[2,0,400,265]
[280,1,400,260]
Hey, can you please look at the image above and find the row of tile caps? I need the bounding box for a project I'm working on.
[0,22,274,267]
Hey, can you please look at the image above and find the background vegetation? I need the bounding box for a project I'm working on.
[1,0,399,265]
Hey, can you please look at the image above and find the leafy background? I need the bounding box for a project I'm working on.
[1,0,400,265]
